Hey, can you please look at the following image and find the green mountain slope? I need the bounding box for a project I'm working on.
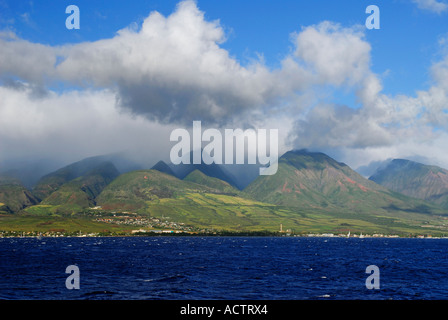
[89,158,447,235]
[184,169,239,195]
[30,162,120,214]
[169,151,239,188]
[32,156,120,201]
[244,150,442,215]
[369,159,448,208]
[0,176,39,213]
[96,169,215,211]
[94,169,314,232]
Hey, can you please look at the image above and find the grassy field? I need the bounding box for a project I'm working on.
[0,213,133,235]
[3,185,448,236]
[141,192,448,236]
[2,208,447,237]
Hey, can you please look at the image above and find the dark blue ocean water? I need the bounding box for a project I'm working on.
[0,236,447,300]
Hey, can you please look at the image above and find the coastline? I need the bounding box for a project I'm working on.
[2,231,448,239]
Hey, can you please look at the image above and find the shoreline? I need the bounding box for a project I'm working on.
[2,232,448,239]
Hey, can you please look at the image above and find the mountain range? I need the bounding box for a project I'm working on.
[37,162,120,214]
[165,151,240,189]
[369,159,448,208]
[245,150,431,213]
[2,149,448,235]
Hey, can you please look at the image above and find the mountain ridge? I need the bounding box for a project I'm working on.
[244,150,441,215]
[4,150,448,236]
[0,175,39,213]
[29,162,120,214]
[369,158,448,208]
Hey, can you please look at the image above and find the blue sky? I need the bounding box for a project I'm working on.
[1,0,448,172]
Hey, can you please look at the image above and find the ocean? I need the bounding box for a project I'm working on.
[1,236,447,300]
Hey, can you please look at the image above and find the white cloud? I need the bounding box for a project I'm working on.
[1,0,448,174]
[0,0,311,170]
[0,4,376,134]
[0,85,176,166]
[287,18,448,173]
[289,22,393,150]
[293,22,371,87]
[412,0,448,13]
[0,31,56,85]
[2,1,307,125]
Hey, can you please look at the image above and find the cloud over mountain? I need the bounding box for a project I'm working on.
[1,0,448,173]
[0,1,310,125]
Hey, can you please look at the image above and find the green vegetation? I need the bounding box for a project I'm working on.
[0,213,132,236]
[0,176,39,213]
[244,150,446,216]
[32,158,119,201]
[95,169,216,211]
[38,162,119,214]
[2,150,448,237]
[184,170,239,194]
[370,159,448,208]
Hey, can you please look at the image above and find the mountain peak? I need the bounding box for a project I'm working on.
[280,149,348,171]
[244,149,416,211]
[32,159,119,201]
[369,158,448,207]
[168,154,238,189]
[151,160,175,176]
